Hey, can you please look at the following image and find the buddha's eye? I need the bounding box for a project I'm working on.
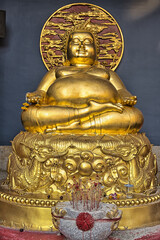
[72,38,80,44]
[83,38,93,45]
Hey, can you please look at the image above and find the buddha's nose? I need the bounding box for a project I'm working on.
[79,41,85,50]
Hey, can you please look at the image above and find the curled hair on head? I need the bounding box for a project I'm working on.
[62,18,100,65]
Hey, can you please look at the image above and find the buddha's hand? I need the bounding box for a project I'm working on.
[122,96,137,106]
[89,100,124,113]
[26,90,46,104]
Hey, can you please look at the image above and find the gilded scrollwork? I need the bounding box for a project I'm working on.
[52,206,67,229]
[6,131,157,198]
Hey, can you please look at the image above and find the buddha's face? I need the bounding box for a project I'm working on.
[67,31,96,65]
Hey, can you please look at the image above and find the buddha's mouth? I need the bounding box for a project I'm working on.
[76,50,88,57]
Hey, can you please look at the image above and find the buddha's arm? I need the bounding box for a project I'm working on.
[37,68,56,92]
[108,70,137,106]
[26,69,56,104]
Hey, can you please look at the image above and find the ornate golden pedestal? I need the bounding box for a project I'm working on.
[0,132,160,230]
[1,3,159,232]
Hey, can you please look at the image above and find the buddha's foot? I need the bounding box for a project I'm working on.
[55,102,124,131]
[56,121,81,130]
[88,100,124,113]
[45,122,81,132]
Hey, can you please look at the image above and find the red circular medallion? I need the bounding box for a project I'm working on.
[76,212,94,231]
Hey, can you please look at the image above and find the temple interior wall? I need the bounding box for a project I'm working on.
[0,0,160,145]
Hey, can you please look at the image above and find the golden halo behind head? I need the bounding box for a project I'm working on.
[40,3,124,71]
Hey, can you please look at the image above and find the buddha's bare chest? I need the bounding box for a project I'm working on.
[47,69,119,104]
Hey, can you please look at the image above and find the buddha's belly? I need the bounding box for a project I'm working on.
[47,74,120,105]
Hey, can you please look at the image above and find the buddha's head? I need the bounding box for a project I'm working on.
[67,31,96,66]
[63,20,99,66]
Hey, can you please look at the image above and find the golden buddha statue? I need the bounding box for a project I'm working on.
[0,3,159,232]
[21,28,143,135]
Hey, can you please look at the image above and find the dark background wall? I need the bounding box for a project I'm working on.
[0,0,160,145]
